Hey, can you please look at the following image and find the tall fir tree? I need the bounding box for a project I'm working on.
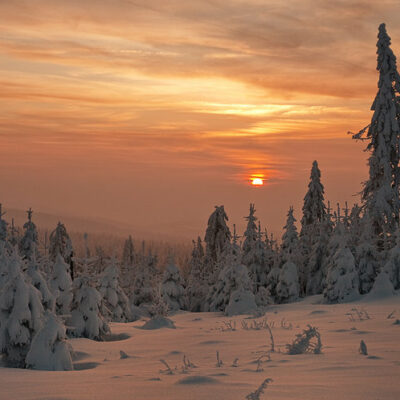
[352,23,400,242]
[185,237,208,312]
[49,222,74,280]
[203,205,231,284]
[0,204,8,243]
[242,204,258,266]
[299,161,327,295]
[281,207,300,264]
[19,208,39,260]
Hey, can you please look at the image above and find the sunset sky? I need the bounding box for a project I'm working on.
[1,0,400,240]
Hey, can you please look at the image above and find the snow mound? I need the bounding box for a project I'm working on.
[363,272,397,302]
[140,316,176,330]
[175,375,219,385]
[225,289,257,316]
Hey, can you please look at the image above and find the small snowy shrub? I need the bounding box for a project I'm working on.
[161,258,185,311]
[286,325,322,355]
[26,311,73,371]
[99,258,132,322]
[68,276,110,341]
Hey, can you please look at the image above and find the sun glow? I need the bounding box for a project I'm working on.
[251,177,264,186]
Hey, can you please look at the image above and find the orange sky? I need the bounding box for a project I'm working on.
[1,0,400,240]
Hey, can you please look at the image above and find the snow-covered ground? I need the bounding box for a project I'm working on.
[0,295,399,400]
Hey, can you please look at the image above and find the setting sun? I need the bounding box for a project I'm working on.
[251,177,264,186]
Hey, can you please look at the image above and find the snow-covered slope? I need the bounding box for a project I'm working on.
[0,295,399,399]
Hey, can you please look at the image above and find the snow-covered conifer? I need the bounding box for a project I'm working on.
[8,219,19,248]
[246,223,271,307]
[203,206,231,284]
[281,207,300,264]
[26,311,73,371]
[19,208,39,260]
[0,250,44,367]
[49,222,74,279]
[68,276,110,340]
[276,261,300,303]
[356,213,381,294]
[205,249,256,314]
[381,228,400,290]
[27,256,54,311]
[131,249,158,311]
[185,237,208,312]
[122,235,135,267]
[323,222,359,303]
[352,23,400,240]
[0,204,8,242]
[50,253,73,316]
[99,257,132,322]
[242,204,258,265]
[299,161,327,294]
[161,256,185,311]
[306,214,332,295]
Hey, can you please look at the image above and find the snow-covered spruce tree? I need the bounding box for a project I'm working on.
[299,161,327,295]
[348,203,363,252]
[323,221,360,303]
[241,205,269,306]
[121,235,136,294]
[122,235,135,267]
[161,256,185,311]
[205,247,257,315]
[50,253,73,316]
[264,230,281,303]
[49,222,74,280]
[8,218,19,249]
[0,250,44,367]
[131,248,159,311]
[276,261,300,304]
[185,237,208,312]
[203,205,231,284]
[246,223,271,307]
[356,212,381,294]
[352,23,400,243]
[0,204,8,243]
[0,241,10,289]
[280,207,300,264]
[276,207,300,303]
[380,227,400,290]
[27,255,54,311]
[26,311,73,371]
[242,204,258,266]
[19,208,39,260]
[68,275,110,340]
[306,213,332,295]
[99,257,132,322]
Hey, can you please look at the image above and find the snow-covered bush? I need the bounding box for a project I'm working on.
[0,251,44,367]
[276,261,300,303]
[205,251,257,315]
[161,257,185,311]
[68,276,110,341]
[323,227,360,304]
[26,311,73,371]
[50,253,73,316]
[99,258,132,322]
[26,256,54,311]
